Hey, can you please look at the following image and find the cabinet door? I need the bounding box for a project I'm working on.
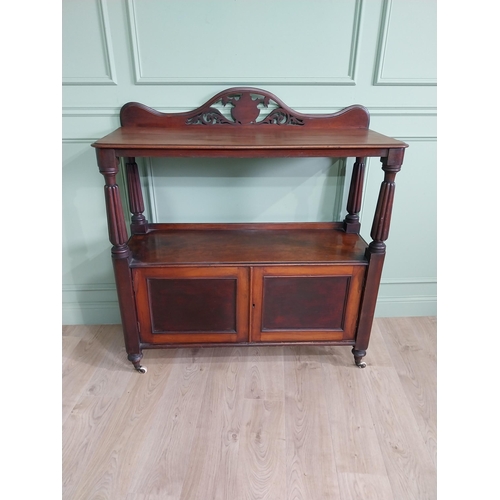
[251,265,365,342]
[133,267,249,344]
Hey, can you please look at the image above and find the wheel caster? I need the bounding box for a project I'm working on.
[352,348,367,369]
[128,353,146,373]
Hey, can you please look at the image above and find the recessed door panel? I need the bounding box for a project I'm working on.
[252,265,365,342]
[134,267,249,344]
[149,278,237,333]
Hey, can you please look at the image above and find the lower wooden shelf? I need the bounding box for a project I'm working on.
[128,222,369,266]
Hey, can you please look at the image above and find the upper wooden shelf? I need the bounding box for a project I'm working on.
[91,87,408,158]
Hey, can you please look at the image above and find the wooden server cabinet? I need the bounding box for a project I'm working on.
[92,88,407,373]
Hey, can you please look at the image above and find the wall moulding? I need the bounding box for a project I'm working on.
[62,105,437,118]
[62,295,437,324]
[62,108,121,117]
[63,284,117,296]
[126,0,363,86]
[381,277,436,285]
[62,301,121,325]
[374,295,437,318]
[63,0,118,86]
[373,0,436,86]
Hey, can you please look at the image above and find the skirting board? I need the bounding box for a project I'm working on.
[62,296,437,325]
[63,302,122,325]
[374,296,437,318]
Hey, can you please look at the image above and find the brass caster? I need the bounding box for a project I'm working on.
[352,349,367,369]
[136,365,147,374]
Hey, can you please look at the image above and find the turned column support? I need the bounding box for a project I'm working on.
[96,148,144,372]
[96,149,129,259]
[354,148,404,368]
[125,157,148,234]
[367,148,404,256]
[343,157,366,234]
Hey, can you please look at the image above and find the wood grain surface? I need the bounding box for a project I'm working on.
[92,126,406,151]
[62,317,436,499]
[128,227,369,267]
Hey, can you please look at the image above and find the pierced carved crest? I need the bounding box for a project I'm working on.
[186,90,305,126]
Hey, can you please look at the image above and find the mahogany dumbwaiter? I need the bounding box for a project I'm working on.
[92,88,407,373]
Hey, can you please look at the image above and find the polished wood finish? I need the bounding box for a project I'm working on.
[125,158,148,234]
[148,278,237,333]
[369,152,403,253]
[133,266,249,345]
[120,87,371,129]
[97,148,142,370]
[96,149,128,251]
[251,265,365,343]
[92,87,407,371]
[343,157,366,233]
[262,276,350,330]
[62,317,436,499]
[93,88,405,159]
[92,127,405,159]
[128,225,369,267]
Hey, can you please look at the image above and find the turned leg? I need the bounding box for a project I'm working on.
[113,256,146,374]
[353,148,405,369]
[97,149,146,374]
[125,158,148,234]
[343,157,366,234]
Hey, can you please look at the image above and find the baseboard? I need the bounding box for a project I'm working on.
[374,295,437,317]
[62,296,437,325]
[62,302,121,325]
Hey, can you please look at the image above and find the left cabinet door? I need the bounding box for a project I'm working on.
[133,267,249,344]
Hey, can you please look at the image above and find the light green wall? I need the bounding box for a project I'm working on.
[62,0,436,324]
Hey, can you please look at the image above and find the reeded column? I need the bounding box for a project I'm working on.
[97,149,129,257]
[354,148,405,368]
[343,157,366,233]
[96,149,145,373]
[125,157,148,234]
[367,149,404,255]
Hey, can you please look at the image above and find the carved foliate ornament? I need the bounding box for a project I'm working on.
[186,90,305,126]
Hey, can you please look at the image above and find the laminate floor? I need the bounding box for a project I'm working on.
[62,317,437,500]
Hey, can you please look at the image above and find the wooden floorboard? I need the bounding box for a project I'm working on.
[378,317,437,468]
[284,346,341,499]
[62,317,437,500]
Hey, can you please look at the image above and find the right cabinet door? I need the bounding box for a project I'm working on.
[251,265,366,342]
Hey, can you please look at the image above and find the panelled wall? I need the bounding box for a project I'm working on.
[62,0,436,324]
